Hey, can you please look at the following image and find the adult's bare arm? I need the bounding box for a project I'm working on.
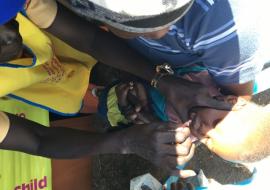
[46,2,156,82]
[1,112,194,177]
[0,112,123,158]
[44,3,233,119]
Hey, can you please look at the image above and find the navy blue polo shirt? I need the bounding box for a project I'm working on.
[127,0,270,85]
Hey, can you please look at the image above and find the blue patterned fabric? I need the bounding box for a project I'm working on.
[128,0,270,85]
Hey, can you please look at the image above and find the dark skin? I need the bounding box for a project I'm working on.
[0,3,233,121]
[0,2,232,176]
[0,19,194,176]
[115,82,261,164]
[45,2,233,121]
[114,82,196,177]
[0,3,235,119]
[0,112,194,177]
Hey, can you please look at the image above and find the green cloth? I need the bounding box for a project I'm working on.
[107,86,128,127]
[0,97,52,190]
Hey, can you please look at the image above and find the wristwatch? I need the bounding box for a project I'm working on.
[151,63,174,88]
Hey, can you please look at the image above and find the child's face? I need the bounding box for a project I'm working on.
[190,97,257,162]
[0,19,23,62]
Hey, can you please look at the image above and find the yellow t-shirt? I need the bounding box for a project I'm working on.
[0,12,96,115]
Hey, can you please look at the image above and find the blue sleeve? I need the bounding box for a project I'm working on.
[193,0,264,85]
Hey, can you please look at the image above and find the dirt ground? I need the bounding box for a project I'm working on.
[90,63,270,190]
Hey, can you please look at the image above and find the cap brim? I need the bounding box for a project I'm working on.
[59,0,194,33]
[122,0,194,30]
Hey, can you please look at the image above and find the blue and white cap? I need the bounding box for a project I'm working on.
[0,0,26,25]
[59,0,194,33]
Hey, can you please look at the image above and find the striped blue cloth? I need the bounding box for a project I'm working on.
[128,0,270,85]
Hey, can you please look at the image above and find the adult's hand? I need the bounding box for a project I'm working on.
[116,82,155,124]
[120,121,196,177]
[158,75,233,121]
